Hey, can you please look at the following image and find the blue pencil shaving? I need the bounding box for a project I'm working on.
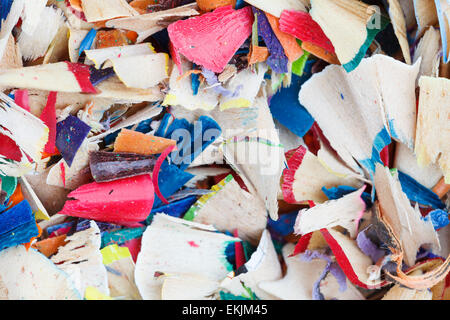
[0,200,38,251]
[422,209,449,230]
[55,115,91,167]
[78,28,97,57]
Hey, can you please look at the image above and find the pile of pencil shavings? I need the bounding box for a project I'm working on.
[0,0,448,301]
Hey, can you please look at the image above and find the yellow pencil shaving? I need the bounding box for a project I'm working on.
[162,93,178,106]
[101,244,132,265]
[84,286,113,300]
[220,98,251,110]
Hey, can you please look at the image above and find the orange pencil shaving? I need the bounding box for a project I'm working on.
[129,0,152,14]
[95,30,130,49]
[41,150,60,159]
[301,41,340,65]
[126,31,138,44]
[94,21,107,29]
[248,45,269,65]
[197,0,236,12]
[68,0,82,11]
[266,13,303,62]
[7,183,24,209]
[32,235,68,257]
[433,177,450,199]
[23,223,42,251]
[177,69,203,82]
[114,129,177,155]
